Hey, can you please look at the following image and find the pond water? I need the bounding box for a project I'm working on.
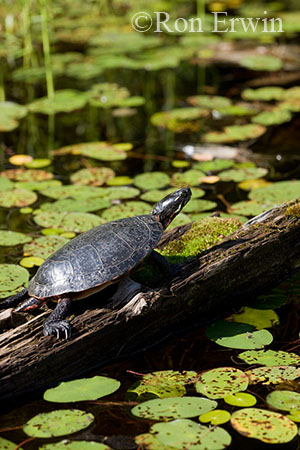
[1,0,300,448]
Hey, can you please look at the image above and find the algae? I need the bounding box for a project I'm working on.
[285,202,300,219]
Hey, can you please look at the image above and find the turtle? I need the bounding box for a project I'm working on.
[0,187,191,339]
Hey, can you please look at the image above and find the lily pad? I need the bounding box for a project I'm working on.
[40,442,110,450]
[20,257,44,268]
[132,396,217,420]
[204,124,266,143]
[70,167,115,186]
[193,159,234,173]
[39,185,105,200]
[170,169,205,187]
[87,83,142,109]
[249,180,300,206]
[183,199,217,213]
[0,101,28,131]
[0,437,23,450]
[229,307,279,329]
[239,54,283,71]
[1,169,53,182]
[0,188,37,208]
[44,376,120,402]
[231,408,297,443]
[40,197,110,213]
[28,90,88,114]
[0,230,32,246]
[219,167,268,182]
[53,142,128,161]
[187,95,231,109]
[196,367,248,399]
[151,108,208,133]
[135,433,176,450]
[150,419,231,449]
[23,235,69,259]
[23,409,94,438]
[238,349,300,366]
[0,264,30,291]
[127,370,197,399]
[242,86,285,101]
[0,176,14,192]
[246,366,300,385]
[34,211,104,233]
[106,176,133,186]
[266,390,300,411]
[224,393,257,407]
[24,159,52,169]
[133,172,170,190]
[206,320,273,349]
[15,180,62,191]
[102,201,151,221]
[199,409,231,425]
[252,109,292,126]
[104,187,140,200]
[238,178,271,191]
[231,200,266,217]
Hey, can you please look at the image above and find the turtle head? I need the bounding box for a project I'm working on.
[151,187,192,229]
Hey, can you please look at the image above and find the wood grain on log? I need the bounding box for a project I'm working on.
[0,200,300,400]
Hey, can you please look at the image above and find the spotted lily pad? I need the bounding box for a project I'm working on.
[70,167,115,186]
[242,87,285,101]
[44,376,120,402]
[40,197,110,213]
[231,200,266,217]
[133,172,170,190]
[39,185,105,200]
[239,54,283,71]
[0,264,30,292]
[238,349,300,366]
[23,409,94,438]
[53,142,129,161]
[224,393,256,407]
[0,437,23,450]
[170,170,205,187]
[40,442,110,450]
[132,396,217,420]
[0,188,37,208]
[102,201,151,221]
[246,366,300,385]
[193,159,234,173]
[28,90,88,114]
[219,167,268,182]
[199,409,231,425]
[135,433,176,450]
[266,390,300,411]
[151,108,208,133]
[1,169,53,182]
[238,178,271,191]
[0,230,32,246]
[150,419,231,449]
[229,307,279,329]
[196,367,248,399]
[206,320,273,349]
[34,211,104,233]
[231,408,297,443]
[127,370,197,399]
[204,124,266,143]
[15,180,62,191]
[23,235,69,259]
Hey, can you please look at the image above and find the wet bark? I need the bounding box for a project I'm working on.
[0,200,300,400]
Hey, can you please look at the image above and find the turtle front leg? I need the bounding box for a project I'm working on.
[44,297,72,340]
[0,288,29,309]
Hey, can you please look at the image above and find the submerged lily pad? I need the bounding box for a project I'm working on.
[231,408,297,443]
[238,349,300,366]
[102,201,151,221]
[34,211,104,233]
[0,188,37,208]
[0,264,30,291]
[28,90,88,114]
[266,390,300,411]
[239,54,283,71]
[23,409,94,438]
[196,367,248,399]
[53,142,129,161]
[150,419,231,449]
[246,366,300,385]
[151,108,208,133]
[133,172,170,190]
[70,167,115,186]
[24,235,69,259]
[0,230,32,246]
[44,376,120,402]
[132,396,217,420]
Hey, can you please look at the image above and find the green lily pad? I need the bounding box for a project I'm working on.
[204,124,266,143]
[40,442,110,450]
[70,167,115,186]
[34,211,104,233]
[25,159,52,169]
[87,83,141,109]
[238,178,271,191]
[133,172,170,190]
[169,213,192,229]
[0,437,23,450]
[135,433,177,450]
[224,393,257,407]
[0,230,32,246]
[170,169,205,187]
[54,141,128,161]
[238,349,300,366]
[127,370,197,400]
[266,390,300,411]
[0,264,30,292]
[151,108,208,133]
[24,235,69,259]
[44,375,120,402]
[0,102,28,131]
[0,115,19,132]
[40,197,110,213]
[104,187,139,200]
[249,180,300,206]
[231,408,297,443]
[219,167,268,182]
[217,104,258,117]
[0,188,37,208]
[183,199,217,213]
[15,180,62,191]
[0,176,14,192]
[246,366,300,385]
[239,54,283,71]
[23,409,94,438]
[150,419,231,449]
[193,159,234,173]
[199,409,231,425]
[242,86,285,101]
[28,90,88,114]
[196,367,248,399]
[206,320,273,349]
[252,109,292,126]
[231,200,267,217]
[106,176,133,186]
[229,307,279,329]
[187,95,231,109]
[172,160,190,169]
[39,185,105,200]
[132,396,217,420]
[102,201,151,221]
[1,169,53,182]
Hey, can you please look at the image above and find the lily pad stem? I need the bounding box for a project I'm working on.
[39,0,54,99]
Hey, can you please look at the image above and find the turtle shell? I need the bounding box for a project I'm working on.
[29,215,163,299]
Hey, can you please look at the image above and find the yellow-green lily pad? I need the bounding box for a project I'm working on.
[0,230,32,246]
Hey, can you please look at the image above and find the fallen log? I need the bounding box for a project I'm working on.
[0,199,300,400]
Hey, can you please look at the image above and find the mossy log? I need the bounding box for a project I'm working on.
[1,200,300,400]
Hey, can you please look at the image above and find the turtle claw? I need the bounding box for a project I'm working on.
[43,320,72,340]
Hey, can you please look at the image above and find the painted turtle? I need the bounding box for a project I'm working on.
[1,188,191,339]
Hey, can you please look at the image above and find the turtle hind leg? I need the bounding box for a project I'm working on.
[44,297,72,340]
[0,288,29,309]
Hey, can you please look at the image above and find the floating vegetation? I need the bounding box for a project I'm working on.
[266,390,300,411]
[0,101,27,131]
[151,108,208,133]
[1,169,53,182]
[199,409,231,425]
[187,95,231,109]
[219,167,268,182]
[238,349,300,366]
[0,176,14,191]
[23,235,69,259]
[170,169,205,187]
[0,264,29,293]
[239,54,283,71]
[87,83,145,109]
[204,124,266,143]
[101,201,151,221]
[252,109,292,126]
[33,211,104,233]
[0,230,32,246]
[0,188,37,208]
[133,172,170,190]
[40,441,110,450]
[229,307,279,329]
[246,366,300,385]
[70,167,115,186]
[242,86,285,101]
[28,90,88,114]
[196,367,248,399]
[224,393,257,407]
[53,141,130,161]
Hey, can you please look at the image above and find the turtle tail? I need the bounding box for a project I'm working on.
[0,288,28,309]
